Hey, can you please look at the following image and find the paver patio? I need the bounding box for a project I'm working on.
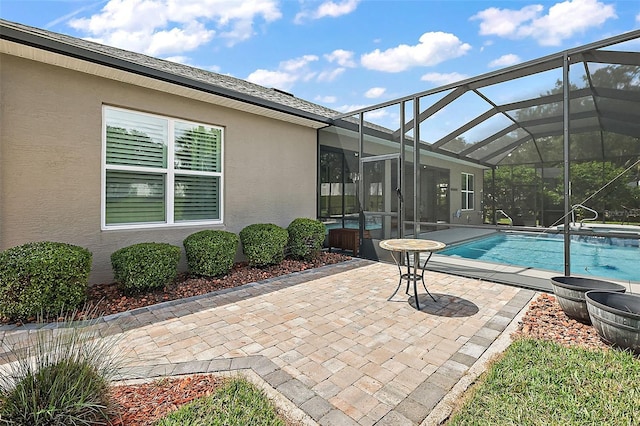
[0,259,535,425]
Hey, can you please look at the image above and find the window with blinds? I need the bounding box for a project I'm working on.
[103,107,223,228]
[461,172,474,210]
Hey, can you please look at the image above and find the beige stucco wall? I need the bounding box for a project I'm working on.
[446,163,485,225]
[0,54,318,283]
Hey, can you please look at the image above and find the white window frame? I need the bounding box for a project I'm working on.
[461,172,474,211]
[101,106,224,230]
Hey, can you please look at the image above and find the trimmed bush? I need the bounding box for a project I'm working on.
[0,241,92,321]
[287,218,326,260]
[239,223,288,267]
[183,230,239,277]
[111,243,181,295]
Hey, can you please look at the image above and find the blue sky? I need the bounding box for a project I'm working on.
[1,0,639,117]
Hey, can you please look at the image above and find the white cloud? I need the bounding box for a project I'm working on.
[637,12,640,23]
[314,0,360,19]
[364,87,386,98]
[69,0,282,55]
[420,72,468,86]
[146,22,215,56]
[295,0,360,24]
[360,32,471,72]
[335,104,368,113]
[315,95,337,104]
[472,5,543,37]
[246,54,319,91]
[246,69,299,91]
[324,49,357,67]
[205,65,223,73]
[334,105,391,122]
[281,55,319,71]
[488,54,521,68]
[246,53,349,89]
[317,68,346,82]
[471,0,617,46]
[363,109,390,121]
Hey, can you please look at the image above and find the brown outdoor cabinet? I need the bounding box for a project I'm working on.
[328,228,360,256]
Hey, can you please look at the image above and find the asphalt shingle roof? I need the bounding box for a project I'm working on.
[0,19,341,123]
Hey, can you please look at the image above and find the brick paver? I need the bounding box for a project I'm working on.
[0,259,535,425]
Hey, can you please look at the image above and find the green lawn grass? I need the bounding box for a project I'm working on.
[155,376,286,426]
[447,338,640,426]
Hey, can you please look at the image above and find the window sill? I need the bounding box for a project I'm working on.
[101,220,223,231]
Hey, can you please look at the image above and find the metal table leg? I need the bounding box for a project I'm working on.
[387,250,404,301]
[387,250,437,310]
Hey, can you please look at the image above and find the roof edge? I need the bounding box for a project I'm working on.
[0,19,334,126]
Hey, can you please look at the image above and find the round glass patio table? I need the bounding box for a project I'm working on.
[379,239,446,310]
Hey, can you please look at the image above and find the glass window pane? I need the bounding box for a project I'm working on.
[106,109,167,168]
[174,175,220,221]
[319,150,344,217]
[105,171,165,224]
[174,122,222,172]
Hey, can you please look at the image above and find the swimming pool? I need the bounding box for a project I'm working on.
[439,232,639,282]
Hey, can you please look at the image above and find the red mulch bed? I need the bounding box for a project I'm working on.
[108,375,226,425]
[511,292,610,351]
[87,252,351,319]
[2,252,352,325]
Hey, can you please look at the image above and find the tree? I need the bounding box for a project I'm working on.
[569,161,639,213]
[483,165,541,224]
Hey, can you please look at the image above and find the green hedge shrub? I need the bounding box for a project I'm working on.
[111,243,181,295]
[239,223,288,267]
[287,218,326,260]
[183,230,239,277]
[0,241,92,321]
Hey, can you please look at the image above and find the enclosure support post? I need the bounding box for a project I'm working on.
[400,101,406,239]
[563,52,571,277]
[358,112,364,246]
[413,97,420,237]
[492,168,497,225]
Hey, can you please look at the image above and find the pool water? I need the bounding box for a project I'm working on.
[439,232,639,282]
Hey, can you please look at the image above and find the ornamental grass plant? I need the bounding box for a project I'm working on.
[0,310,123,426]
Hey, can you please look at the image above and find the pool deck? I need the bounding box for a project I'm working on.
[1,259,537,425]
